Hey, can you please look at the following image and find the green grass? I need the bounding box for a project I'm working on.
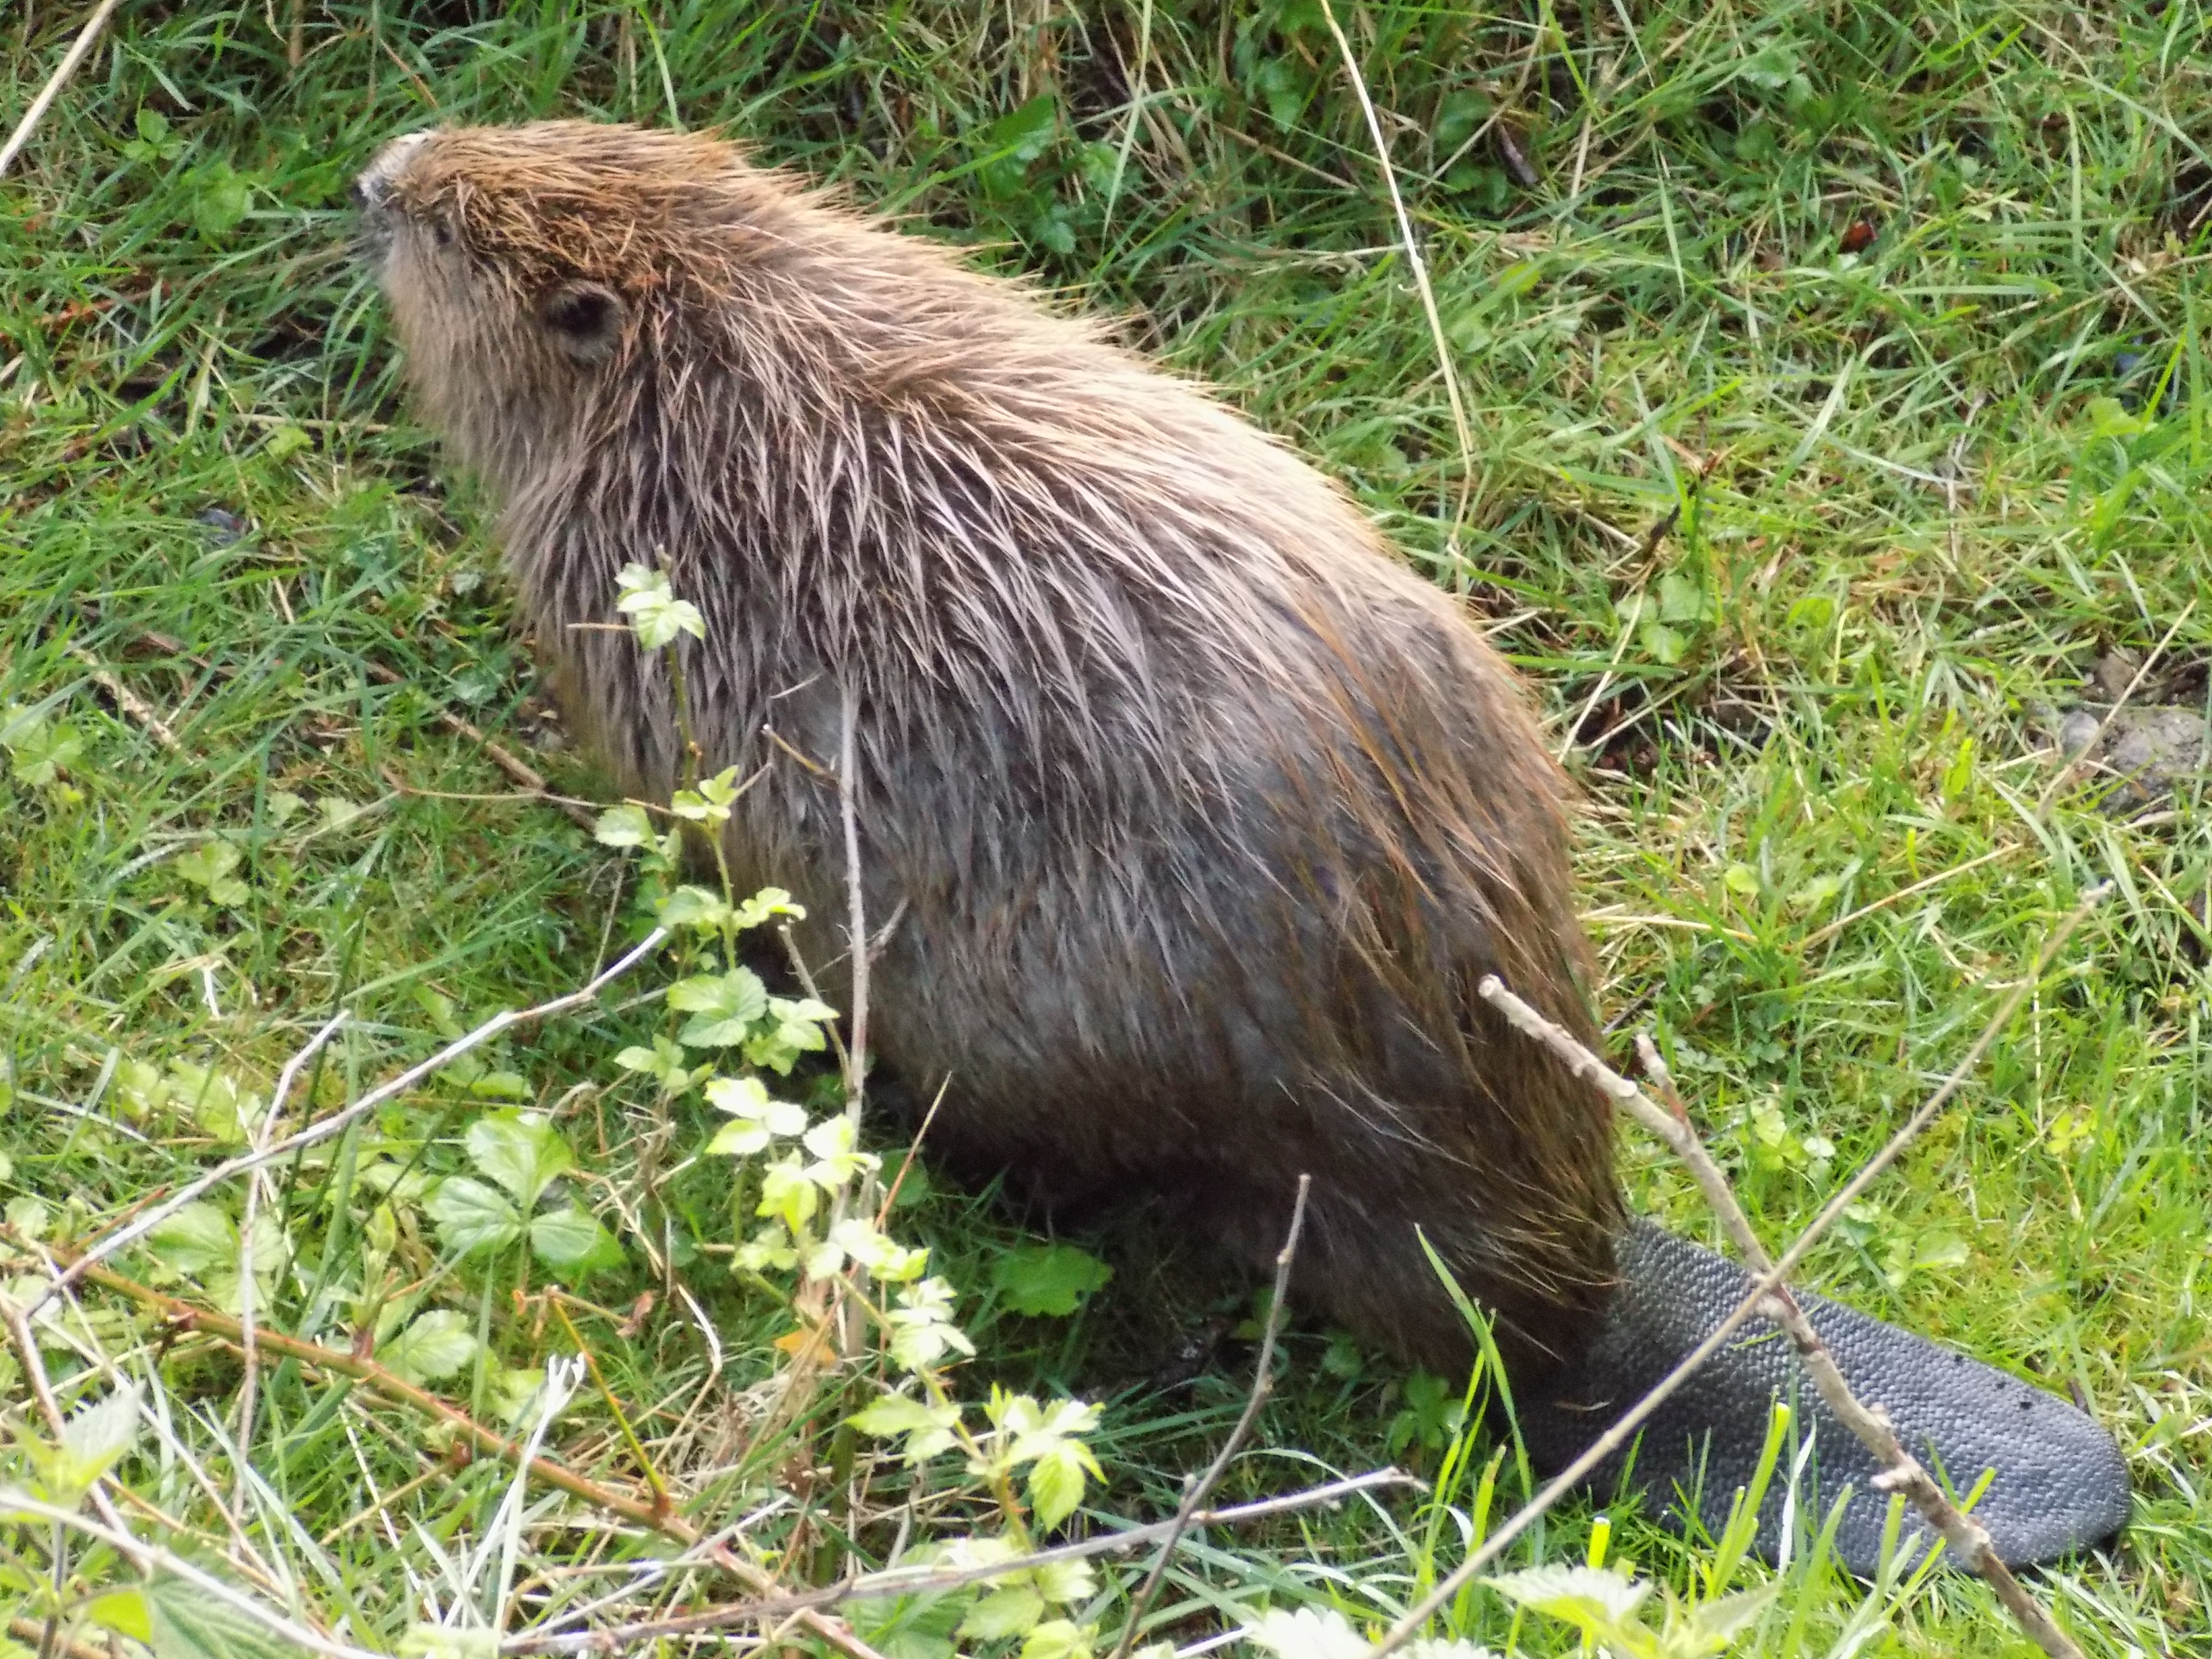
[2,1,2210,1655]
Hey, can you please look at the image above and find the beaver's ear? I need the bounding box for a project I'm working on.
[536,281,626,363]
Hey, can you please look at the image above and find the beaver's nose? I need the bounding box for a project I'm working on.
[352,130,430,212]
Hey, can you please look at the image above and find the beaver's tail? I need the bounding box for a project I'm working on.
[1516,1220,2130,1575]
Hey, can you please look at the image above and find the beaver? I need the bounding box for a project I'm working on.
[352,121,2128,1574]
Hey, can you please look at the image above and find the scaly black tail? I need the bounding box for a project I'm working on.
[1517,1221,2130,1575]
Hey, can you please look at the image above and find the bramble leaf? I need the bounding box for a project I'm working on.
[991,1244,1112,1317]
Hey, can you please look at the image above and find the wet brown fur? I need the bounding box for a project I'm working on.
[358,121,1626,1389]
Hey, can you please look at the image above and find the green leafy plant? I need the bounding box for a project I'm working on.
[990,1242,1113,1317]
[172,839,247,907]
[118,106,183,164]
[591,563,1110,1657]
[427,1111,625,1277]
[1,702,84,802]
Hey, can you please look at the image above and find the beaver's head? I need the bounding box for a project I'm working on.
[351,121,814,483]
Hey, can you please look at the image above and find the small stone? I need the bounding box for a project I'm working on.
[2090,648,2142,702]
[197,506,248,545]
[2102,708,2210,794]
[2058,709,2103,759]
[2049,702,2212,807]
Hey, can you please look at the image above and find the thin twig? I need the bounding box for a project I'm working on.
[0,1298,70,1441]
[500,1469,1414,1655]
[777,923,851,1080]
[833,681,872,1369]
[8,1238,682,1535]
[231,1010,348,1500]
[838,682,870,1131]
[360,660,599,830]
[762,723,835,780]
[1481,987,2086,1659]
[67,645,181,751]
[1372,883,2108,1658]
[1111,1175,1312,1659]
[0,0,123,179]
[5,1619,108,1659]
[375,766,603,819]
[101,622,597,830]
[1315,0,1478,539]
[35,927,668,1312]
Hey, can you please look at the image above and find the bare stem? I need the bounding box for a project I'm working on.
[1110,1175,1312,1659]
[0,0,122,179]
[838,681,870,1133]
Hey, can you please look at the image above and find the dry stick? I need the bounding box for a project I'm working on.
[231,1010,349,1502]
[1315,0,1479,540]
[1482,985,2088,1659]
[837,682,870,1133]
[33,927,669,1315]
[1372,884,2109,1659]
[14,1239,680,1536]
[5,1619,108,1659]
[0,0,122,178]
[1110,1175,1313,1659]
[108,623,598,830]
[31,1253,1397,1658]
[830,683,873,1369]
[375,765,605,820]
[359,660,601,831]
[67,644,181,752]
[500,1469,1415,1656]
